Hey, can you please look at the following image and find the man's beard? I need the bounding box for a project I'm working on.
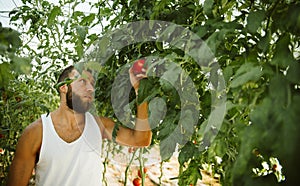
[66,86,92,113]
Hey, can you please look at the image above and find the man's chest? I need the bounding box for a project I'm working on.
[54,124,85,143]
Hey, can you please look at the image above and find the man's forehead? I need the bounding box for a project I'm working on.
[71,69,95,81]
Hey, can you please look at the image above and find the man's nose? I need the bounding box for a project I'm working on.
[87,83,95,92]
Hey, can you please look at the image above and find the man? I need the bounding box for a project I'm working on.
[7,65,152,186]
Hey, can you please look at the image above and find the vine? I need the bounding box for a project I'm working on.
[1,0,300,185]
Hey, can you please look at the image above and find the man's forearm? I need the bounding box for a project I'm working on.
[133,101,152,146]
[135,101,151,131]
[137,101,148,119]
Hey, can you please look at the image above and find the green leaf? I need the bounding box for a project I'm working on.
[178,142,195,165]
[0,63,13,88]
[203,0,214,17]
[269,75,289,106]
[272,3,300,36]
[159,24,177,41]
[112,122,120,142]
[159,134,177,160]
[11,56,32,74]
[137,78,158,104]
[235,63,254,76]
[223,65,233,83]
[84,61,106,74]
[80,13,96,26]
[54,77,74,90]
[155,42,163,51]
[98,36,110,56]
[286,61,300,84]
[149,97,167,129]
[209,62,219,89]
[75,39,84,58]
[246,10,266,34]
[258,30,271,52]
[178,160,202,185]
[249,97,272,129]
[205,29,230,55]
[270,34,294,68]
[230,64,263,88]
[76,26,87,43]
[179,109,195,135]
[63,18,71,33]
[215,140,227,157]
[47,6,61,27]
[0,27,22,53]
[195,25,209,38]
[0,43,8,55]
[160,63,181,86]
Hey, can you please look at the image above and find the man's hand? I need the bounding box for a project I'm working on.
[129,66,147,94]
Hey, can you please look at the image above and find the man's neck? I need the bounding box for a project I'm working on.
[52,104,86,129]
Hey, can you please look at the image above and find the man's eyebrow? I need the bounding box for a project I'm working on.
[80,73,88,79]
[73,73,81,79]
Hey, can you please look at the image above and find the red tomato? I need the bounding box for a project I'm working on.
[0,148,4,155]
[272,164,277,171]
[132,59,146,75]
[133,177,141,186]
[128,147,137,153]
[138,167,148,178]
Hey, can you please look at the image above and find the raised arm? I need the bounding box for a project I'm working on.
[97,67,152,147]
[7,120,42,186]
[98,101,151,147]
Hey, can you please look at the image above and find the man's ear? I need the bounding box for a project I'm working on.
[59,84,68,94]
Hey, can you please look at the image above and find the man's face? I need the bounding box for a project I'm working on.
[66,69,95,113]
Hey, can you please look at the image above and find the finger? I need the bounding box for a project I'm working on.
[135,74,147,78]
[129,67,133,73]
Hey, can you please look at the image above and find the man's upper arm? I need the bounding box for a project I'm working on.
[94,116,114,140]
[7,120,42,186]
[96,116,151,147]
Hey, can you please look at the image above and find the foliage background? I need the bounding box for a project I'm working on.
[1,0,300,185]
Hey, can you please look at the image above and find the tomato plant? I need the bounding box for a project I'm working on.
[137,167,147,178]
[1,0,300,185]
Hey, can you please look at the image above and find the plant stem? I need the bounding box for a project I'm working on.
[124,147,138,185]
[159,160,163,185]
[138,148,145,186]
[102,141,112,186]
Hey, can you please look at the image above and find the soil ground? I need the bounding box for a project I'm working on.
[103,144,221,186]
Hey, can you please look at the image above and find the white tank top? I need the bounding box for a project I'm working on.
[35,112,102,186]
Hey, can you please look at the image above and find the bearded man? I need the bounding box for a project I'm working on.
[7,65,152,186]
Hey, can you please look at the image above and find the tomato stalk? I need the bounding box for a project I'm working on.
[159,161,163,185]
[138,147,145,186]
[102,141,113,186]
[124,147,138,185]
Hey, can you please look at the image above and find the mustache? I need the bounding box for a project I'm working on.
[66,85,92,113]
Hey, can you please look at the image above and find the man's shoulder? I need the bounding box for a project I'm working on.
[88,114,114,131]
[93,115,114,125]
[23,117,43,136]
[17,117,43,151]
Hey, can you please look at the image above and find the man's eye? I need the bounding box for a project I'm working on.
[80,79,86,83]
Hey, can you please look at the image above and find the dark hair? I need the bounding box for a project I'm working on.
[55,64,95,93]
[55,65,74,92]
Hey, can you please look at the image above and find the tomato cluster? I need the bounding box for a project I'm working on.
[132,167,147,186]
